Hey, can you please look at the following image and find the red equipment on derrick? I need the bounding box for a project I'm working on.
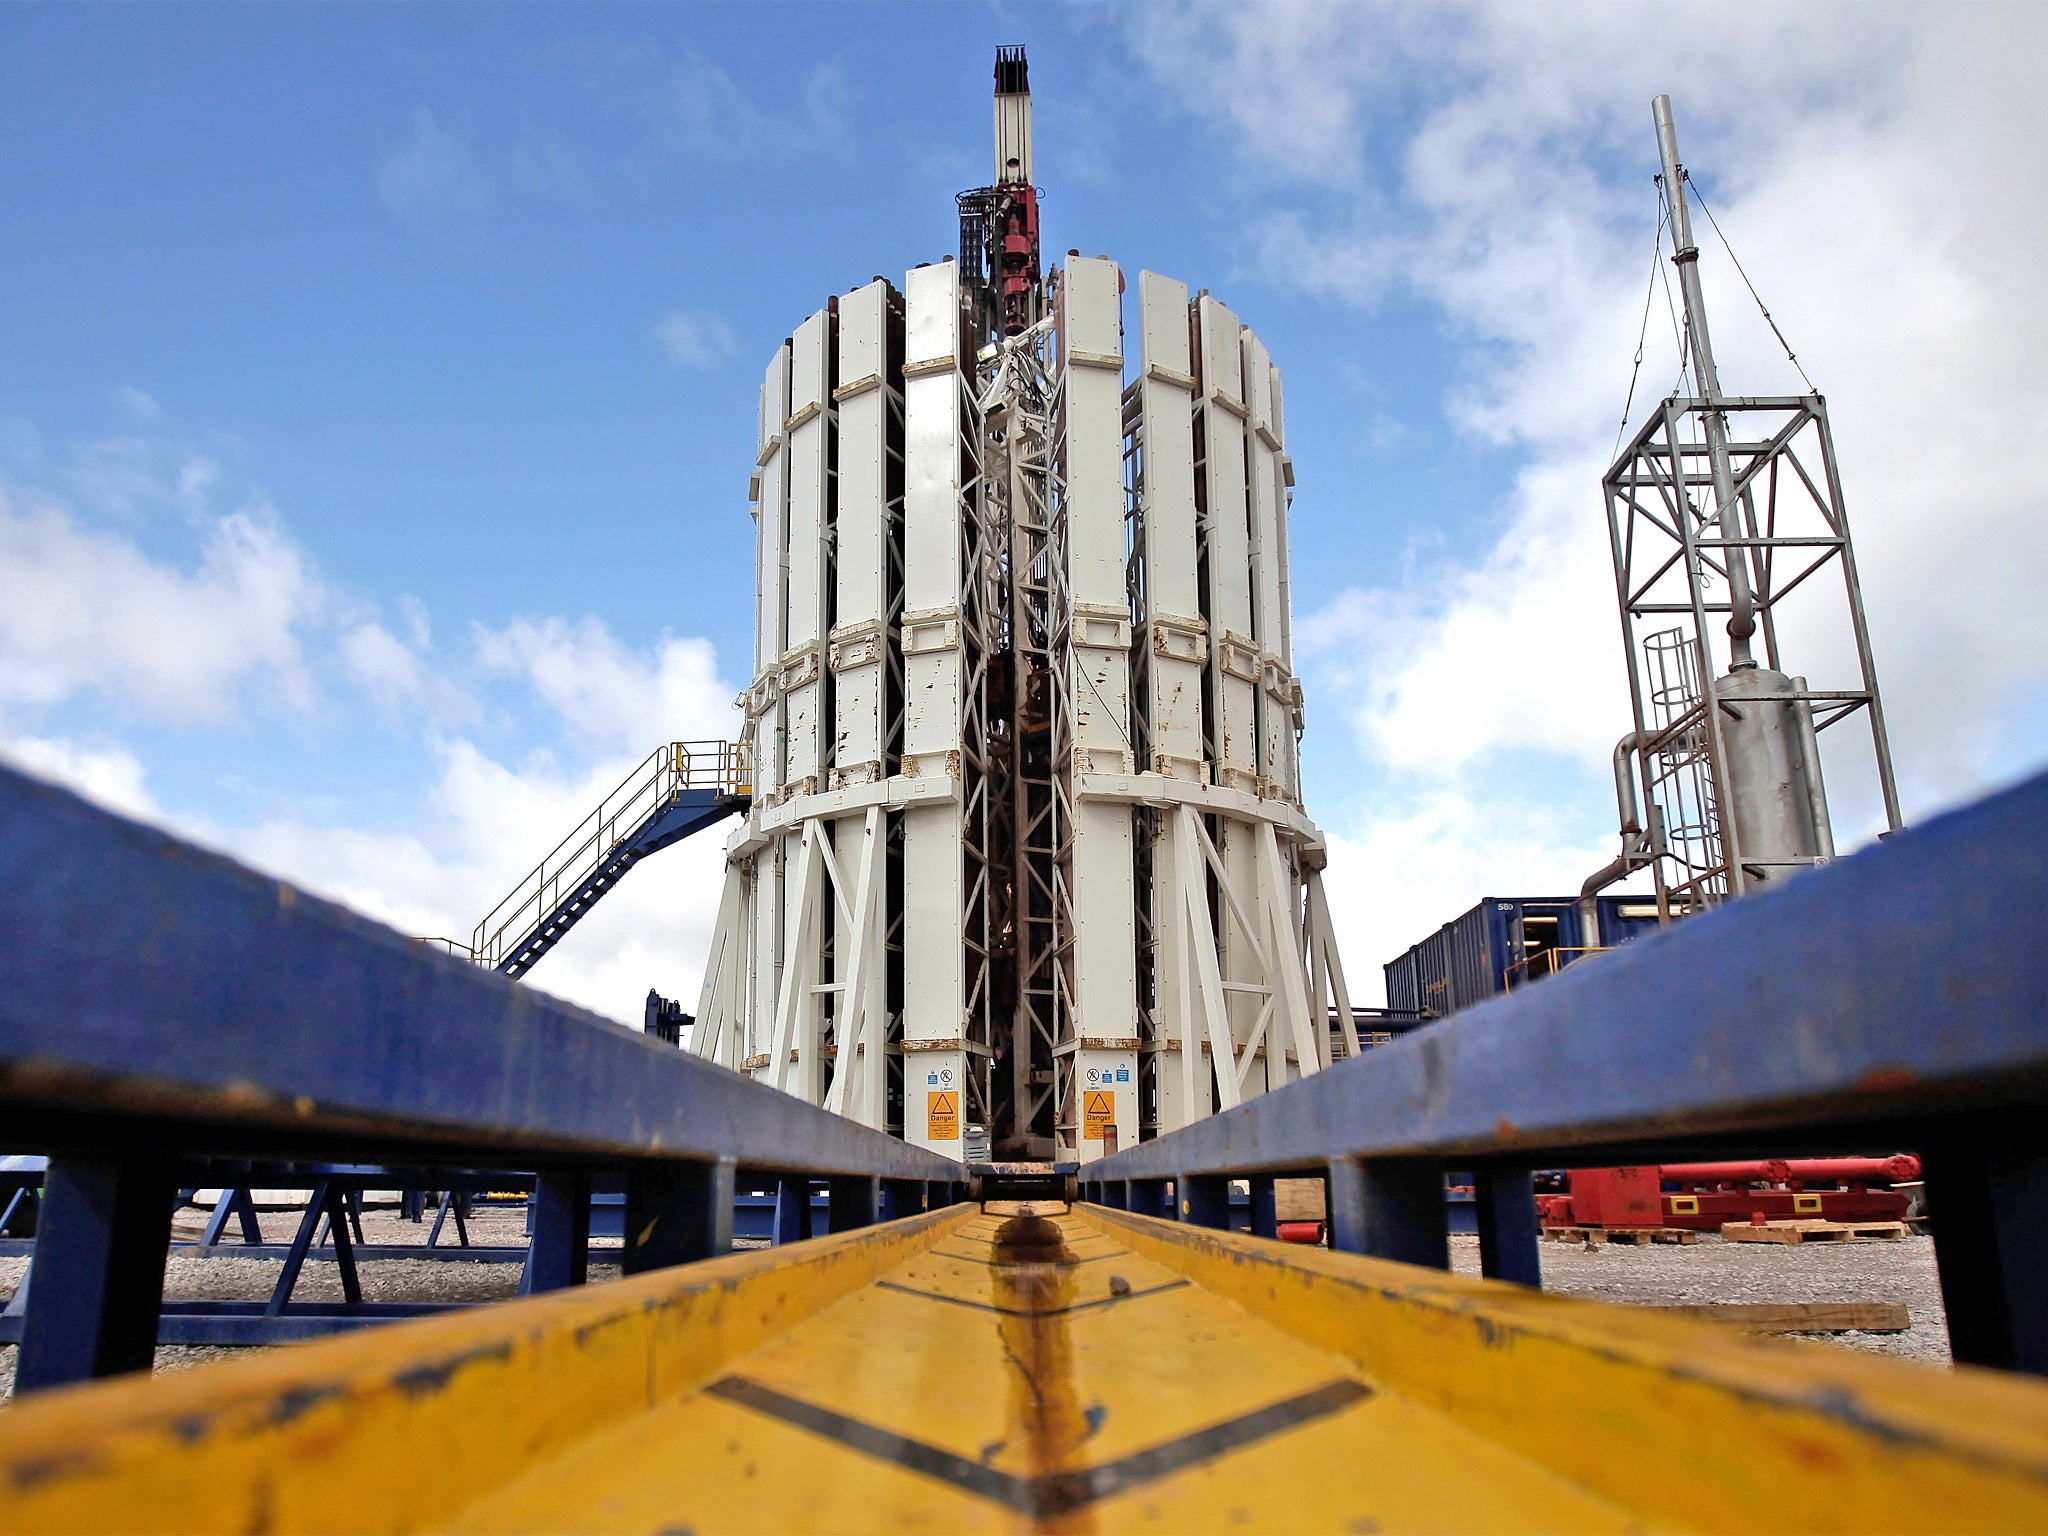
[957,45,1044,343]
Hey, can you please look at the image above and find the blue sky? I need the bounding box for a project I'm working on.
[5,3,2045,1021]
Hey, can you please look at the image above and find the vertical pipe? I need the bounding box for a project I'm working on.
[1654,94,1756,670]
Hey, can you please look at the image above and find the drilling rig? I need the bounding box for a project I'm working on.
[691,47,1355,1161]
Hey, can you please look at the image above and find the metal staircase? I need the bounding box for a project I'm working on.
[471,740,749,979]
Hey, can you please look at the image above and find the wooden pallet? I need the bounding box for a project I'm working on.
[1649,1301,1912,1334]
[1543,1226,1698,1246]
[1720,1219,1909,1245]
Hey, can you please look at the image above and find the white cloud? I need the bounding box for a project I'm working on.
[0,385,745,1028]
[1120,2,2048,976]
[475,614,732,752]
[0,489,321,723]
[580,39,857,166]
[340,620,427,712]
[4,609,742,1026]
[206,629,740,1024]
[654,309,738,371]
[0,732,160,823]
[378,109,485,217]
[113,385,161,422]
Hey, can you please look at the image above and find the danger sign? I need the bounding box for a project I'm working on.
[927,1090,959,1141]
[1083,1090,1116,1141]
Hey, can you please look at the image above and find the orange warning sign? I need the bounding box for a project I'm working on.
[1083,1090,1116,1141]
[927,1090,959,1141]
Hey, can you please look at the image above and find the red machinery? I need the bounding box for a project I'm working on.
[1538,1156,1919,1234]
[994,183,1041,338]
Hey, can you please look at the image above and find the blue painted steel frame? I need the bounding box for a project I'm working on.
[0,765,965,1390]
[1081,770,2048,1373]
[0,765,955,1181]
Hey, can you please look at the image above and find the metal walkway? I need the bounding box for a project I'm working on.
[469,739,748,976]
[8,1199,2048,1531]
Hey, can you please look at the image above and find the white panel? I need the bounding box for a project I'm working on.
[782,309,833,802]
[1191,298,1267,1098]
[1196,295,1258,793]
[1243,327,1298,804]
[1269,363,1294,669]
[1137,273,1200,624]
[752,346,792,801]
[1137,272,1204,784]
[1135,273,1205,1135]
[1063,256,1125,612]
[900,262,970,1154]
[1060,256,1136,1163]
[832,280,890,788]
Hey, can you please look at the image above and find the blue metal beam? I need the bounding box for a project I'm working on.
[0,765,955,1183]
[1087,769,2048,1179]
[1079,770,2048,1372]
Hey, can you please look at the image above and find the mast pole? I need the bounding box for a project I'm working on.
[1654,94,1756,669]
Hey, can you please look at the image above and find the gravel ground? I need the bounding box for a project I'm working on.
[1448,1230,1952,1363]
[0,1206,1952,1402]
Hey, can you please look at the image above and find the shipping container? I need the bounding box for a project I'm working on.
[1383,895,1663,1022]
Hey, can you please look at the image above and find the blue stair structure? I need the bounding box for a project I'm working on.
[471,740,749,979]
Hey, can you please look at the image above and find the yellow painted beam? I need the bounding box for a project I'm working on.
[440,1204,1635,1535]
[8,1200,2048,1533]
[0,1204,977,1535]
[1079,1205,2048,1534]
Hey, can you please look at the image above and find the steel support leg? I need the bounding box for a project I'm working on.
[199,1187,262,1248]
[1249,1175,1279,1240]
[521,1171,592,1295]
[1328,1157,1449,1268]
[427,1189,470,1249]
[880,1178,924,1221]
[1926,1137,2048,1374]
[1475,1167,1543,1288]
[829,1175,880,1234]
[1130,1178,1170,1218]
[623,1159,735,1274]
[1179,1173,1229,1229]
[773,1177,814,1245]
[15,1151,177,1392]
